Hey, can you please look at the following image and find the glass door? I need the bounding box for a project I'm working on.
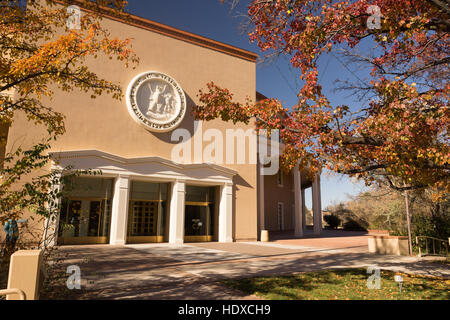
[126,181,168,243]
[184,186,216,242]
[59,198,111,244]
[58,177,113,245]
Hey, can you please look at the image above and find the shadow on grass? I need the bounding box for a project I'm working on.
[402,275,450,300]
[222,268,449,300]
[222,269,348,300]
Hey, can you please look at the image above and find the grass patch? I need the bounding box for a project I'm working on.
[221,268,450,300]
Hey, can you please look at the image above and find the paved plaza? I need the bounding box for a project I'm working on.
[56,231,449,299]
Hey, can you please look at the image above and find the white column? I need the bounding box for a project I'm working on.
[293,165,304,237]
[169,180,185,245]
[258,163,265,232]
[301,188,306,230]
[312,174,322,235]
[109,175,130,245]
[219,183,233,242]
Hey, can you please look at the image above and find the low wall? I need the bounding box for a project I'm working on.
[6,250,44,300]
[368,229,390,236]
[368,236,409,256]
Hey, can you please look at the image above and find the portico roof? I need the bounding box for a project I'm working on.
[49,149,237,184]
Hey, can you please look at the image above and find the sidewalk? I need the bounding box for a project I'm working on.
[269,229,371,252]
[54,241,450,300]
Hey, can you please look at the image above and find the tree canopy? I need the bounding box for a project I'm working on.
[196,0,449,197]
[0,0,137,224]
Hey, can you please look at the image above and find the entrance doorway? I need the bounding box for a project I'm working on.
[58,177,113,245]
[184,186,217,242]
[127,181,168,243]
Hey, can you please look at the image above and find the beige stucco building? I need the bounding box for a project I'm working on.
[1,6,322,247]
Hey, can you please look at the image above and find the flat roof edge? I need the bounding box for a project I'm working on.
[54,1,258,63]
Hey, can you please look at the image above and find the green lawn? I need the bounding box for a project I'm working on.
[221,268,450,300]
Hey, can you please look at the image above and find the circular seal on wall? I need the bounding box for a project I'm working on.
[126,71,187,132]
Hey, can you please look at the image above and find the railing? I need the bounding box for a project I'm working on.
[415,236,449,257]
[0,288,26,300]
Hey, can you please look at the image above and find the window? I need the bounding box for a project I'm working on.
[277,202,284,231]
[277,170,284,186]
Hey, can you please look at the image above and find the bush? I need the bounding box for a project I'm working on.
[343,218,368,231]
[324,214,341,229]
[412,214,450,240]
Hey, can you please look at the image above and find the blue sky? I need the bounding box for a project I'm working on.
[124,0,370,209]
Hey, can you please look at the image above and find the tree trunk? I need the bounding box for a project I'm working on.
[404,190,413,255]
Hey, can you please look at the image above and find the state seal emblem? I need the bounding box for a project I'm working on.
[126,71,187,132]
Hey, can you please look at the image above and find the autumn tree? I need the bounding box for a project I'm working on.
[196,0,449,197]
[0,0,137,241]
